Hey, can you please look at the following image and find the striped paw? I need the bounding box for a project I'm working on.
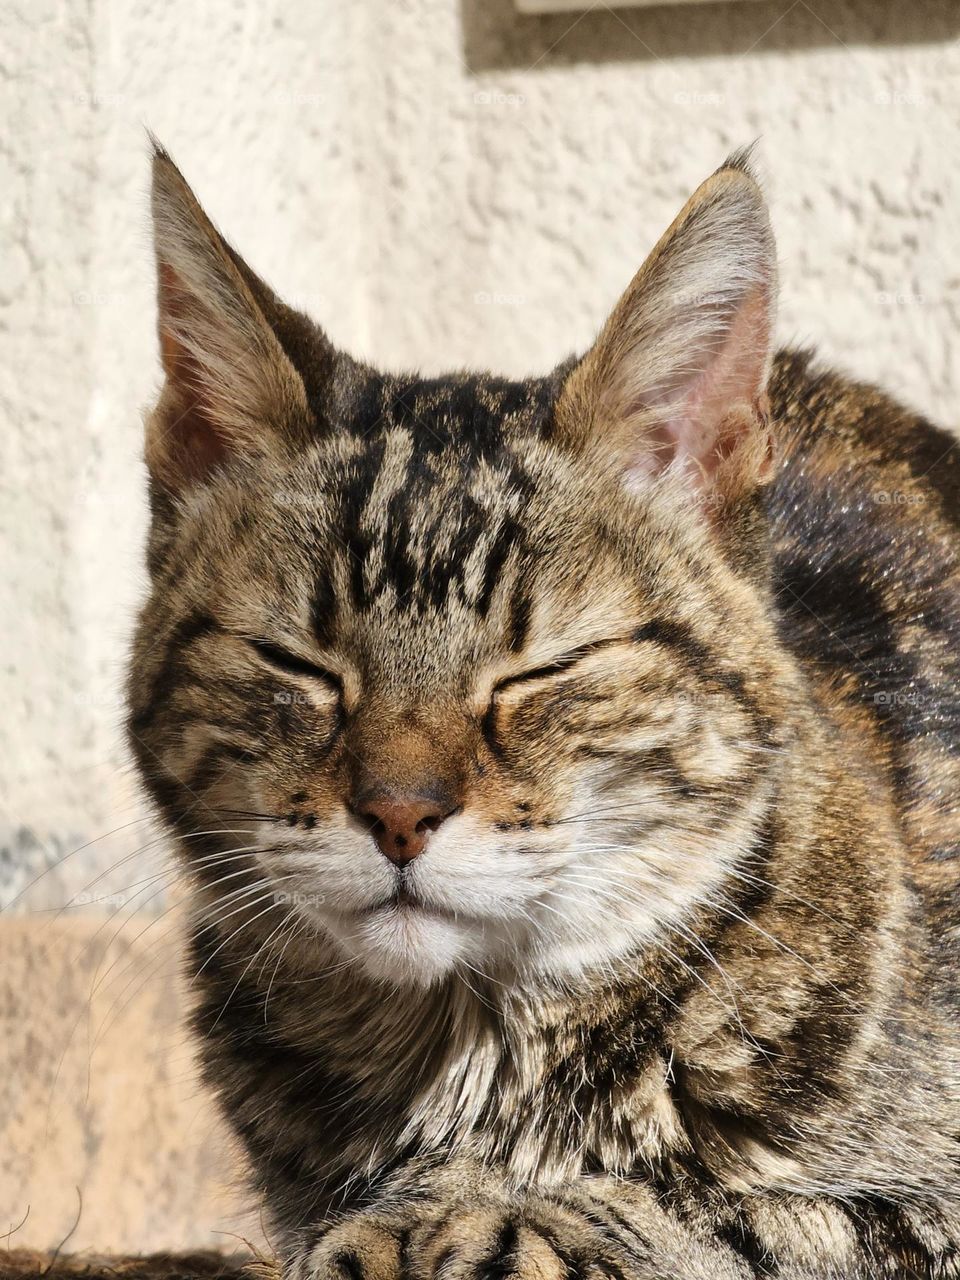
[288,1212,406,1280]
[408,1197,615,1280]
[288,1196,627,1280]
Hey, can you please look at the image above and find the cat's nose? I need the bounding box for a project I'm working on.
[352,794,455,865]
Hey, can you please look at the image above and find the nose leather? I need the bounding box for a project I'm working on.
[353,794,453,865]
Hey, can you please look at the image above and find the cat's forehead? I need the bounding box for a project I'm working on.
[288,367,580,623]
[308,421,542,648]
[324,367,566,449]
[233,373,631,676]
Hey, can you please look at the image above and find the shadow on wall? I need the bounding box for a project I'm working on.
[460,0,960,69]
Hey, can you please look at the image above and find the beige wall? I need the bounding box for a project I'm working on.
[2,0,958,1251]
[1,915,250,1254]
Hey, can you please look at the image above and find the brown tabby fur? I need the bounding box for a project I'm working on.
[127,145,960,1279]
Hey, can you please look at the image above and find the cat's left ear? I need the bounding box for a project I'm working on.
[147,143,314,494]
[555,152,776,511]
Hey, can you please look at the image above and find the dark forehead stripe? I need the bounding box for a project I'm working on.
[365,370,563,458]
[317,373,549,616]
[310,566,339,650]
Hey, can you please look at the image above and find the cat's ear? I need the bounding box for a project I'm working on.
[147,143,312,493]
[555,152,776,512]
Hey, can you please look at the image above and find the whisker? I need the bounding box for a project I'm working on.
[2,815,165,915]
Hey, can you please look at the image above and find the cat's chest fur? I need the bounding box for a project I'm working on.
[259,967,687,1193]
[393,994,679,1184]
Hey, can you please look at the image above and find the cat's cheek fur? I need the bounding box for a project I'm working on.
[264,814,548,985]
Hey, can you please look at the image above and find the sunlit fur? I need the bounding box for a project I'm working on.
[128,147,960,1279]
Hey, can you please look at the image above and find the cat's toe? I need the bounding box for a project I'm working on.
[412,1209,572,1280]
[289,1215,403,1280]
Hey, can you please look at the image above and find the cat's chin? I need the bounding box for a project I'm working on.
[322,900,475,987]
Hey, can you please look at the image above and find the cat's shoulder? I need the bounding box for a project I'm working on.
[769,346,960,519]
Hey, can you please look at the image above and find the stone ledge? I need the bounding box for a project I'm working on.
[0,1250,271,1280]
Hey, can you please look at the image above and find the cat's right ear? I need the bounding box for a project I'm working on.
[147,144,312,494]
[554,152,777,518]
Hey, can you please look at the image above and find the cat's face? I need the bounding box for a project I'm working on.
[130,147,782,987]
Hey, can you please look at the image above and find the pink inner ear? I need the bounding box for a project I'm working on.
[629,284,772,487]
[162,398,232,487]
[155,262,233,486]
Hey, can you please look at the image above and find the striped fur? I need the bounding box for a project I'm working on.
[127,147,960,1279]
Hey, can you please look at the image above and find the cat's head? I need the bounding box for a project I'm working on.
[129,145,788,988]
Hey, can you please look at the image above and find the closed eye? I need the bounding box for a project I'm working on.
[247,638,341,689]
[493,637,626,695]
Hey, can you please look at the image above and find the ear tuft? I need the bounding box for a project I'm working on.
[556,153,777,513]
[716,141,761,180]
[147,143,310,494]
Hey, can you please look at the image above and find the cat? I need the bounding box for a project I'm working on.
[127,143,960,1280]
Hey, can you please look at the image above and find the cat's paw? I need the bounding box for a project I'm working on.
[411,1208,566,1280]
[289,1195,615,1280]
[408,1196,608,1280]
[287,1211,407,1280]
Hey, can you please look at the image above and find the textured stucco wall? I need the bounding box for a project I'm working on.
[4,0,959,910]
[2,0,959,1251]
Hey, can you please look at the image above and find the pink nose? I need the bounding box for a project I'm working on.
[352,795,454,865]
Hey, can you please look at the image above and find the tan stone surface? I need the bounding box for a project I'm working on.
[0,1250,264,1279]
[0,915,264,1256]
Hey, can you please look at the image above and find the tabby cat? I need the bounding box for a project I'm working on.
[128,144,960,1279]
